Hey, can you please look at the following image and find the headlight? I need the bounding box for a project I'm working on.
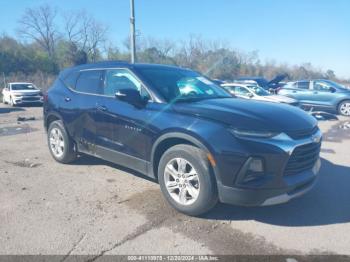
[229,128,280,139]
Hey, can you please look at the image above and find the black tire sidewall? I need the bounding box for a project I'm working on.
[158,144,218,216]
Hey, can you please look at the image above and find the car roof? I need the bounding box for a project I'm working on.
[59,61,186,79]
[237,77,265,80]
[222,83,250,88]
[8,82,34,85]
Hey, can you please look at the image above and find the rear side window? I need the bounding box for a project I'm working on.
[296,81,310,89]
[63,71,80,89]
[76,70,103,94]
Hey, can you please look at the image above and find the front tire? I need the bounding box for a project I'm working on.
[338,100,350,116]
[158,144,218,216]
[9,97,15,106]
[47,120,77,163]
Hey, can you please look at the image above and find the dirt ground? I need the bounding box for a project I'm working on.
[0,104,349,258]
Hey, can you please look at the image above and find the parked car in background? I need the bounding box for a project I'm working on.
[278,79,350,116]
[44,61,321,216]
[222,83,299,106]
[237,73,288,92]
[2,82,43,106]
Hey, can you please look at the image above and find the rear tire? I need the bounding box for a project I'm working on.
[338,100,350,116]
[158,144,218,216]
[47,120,77,163]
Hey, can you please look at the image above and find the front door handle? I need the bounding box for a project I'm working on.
[64,97,71,102]
[97,105,107,112]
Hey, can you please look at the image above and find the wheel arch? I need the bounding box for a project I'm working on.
[337,98,350,112]
[150,132,215,181]
[45,112,63,131]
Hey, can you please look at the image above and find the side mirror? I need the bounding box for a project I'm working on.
[330,87,336,93]
[115,88,146,108]
[247,93,254,98]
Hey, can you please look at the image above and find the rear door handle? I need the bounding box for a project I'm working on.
[64,97,71,102]
[97,105,107,112]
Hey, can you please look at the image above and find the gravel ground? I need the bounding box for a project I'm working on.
[0,104,349,258]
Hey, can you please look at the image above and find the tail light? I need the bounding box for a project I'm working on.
[43,93,48,103]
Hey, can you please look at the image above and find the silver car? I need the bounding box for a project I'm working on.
[222,83,299,106]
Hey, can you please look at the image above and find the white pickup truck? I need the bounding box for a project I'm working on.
[2,82,43,106]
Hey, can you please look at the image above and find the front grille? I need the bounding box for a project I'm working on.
[22,97,40,101]
[284,142,321,176]
[286,126,318,140]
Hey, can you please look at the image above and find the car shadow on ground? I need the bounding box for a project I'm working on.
[205,158,350,227]
[0,107,26,114]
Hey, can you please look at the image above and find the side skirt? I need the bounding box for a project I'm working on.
[77,143,155,179]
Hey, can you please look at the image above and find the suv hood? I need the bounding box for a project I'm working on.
[173,98,316,132]
[268,73,288,85]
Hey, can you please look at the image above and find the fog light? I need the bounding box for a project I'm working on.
[248,158,264,172]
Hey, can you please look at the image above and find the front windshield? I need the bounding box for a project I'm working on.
[248,85,270,96]
[135,67,231,102]
[11,84,37,91]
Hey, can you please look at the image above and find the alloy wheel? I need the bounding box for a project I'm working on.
[164,158,200,206]
[340,102,350,116]
[49,127,65,158]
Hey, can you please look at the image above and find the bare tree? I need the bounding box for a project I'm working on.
[63,11,108,61]
[18,5,58,58]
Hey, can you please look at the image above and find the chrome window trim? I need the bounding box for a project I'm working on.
[64,67,156,102]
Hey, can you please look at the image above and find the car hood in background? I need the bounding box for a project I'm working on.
[11,90,41,96]
[173,98,316,132]
[254,95,298,104]
[268,73,288,85]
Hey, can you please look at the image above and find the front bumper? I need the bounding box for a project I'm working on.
[212,129,322,207]
[13,96,43,104]
[217,158,320,206]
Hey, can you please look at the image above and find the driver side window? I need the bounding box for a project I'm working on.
[104,69,150,100]
[314,81,333,92]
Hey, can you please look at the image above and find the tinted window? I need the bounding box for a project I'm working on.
[76,70,103,94]
[296,81,310,89]
[64,71,80,89]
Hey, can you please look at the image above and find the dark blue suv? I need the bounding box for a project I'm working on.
[44,61,322,215]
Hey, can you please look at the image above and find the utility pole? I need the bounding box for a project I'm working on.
[2,72,6,88]
[130,0,136,63]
